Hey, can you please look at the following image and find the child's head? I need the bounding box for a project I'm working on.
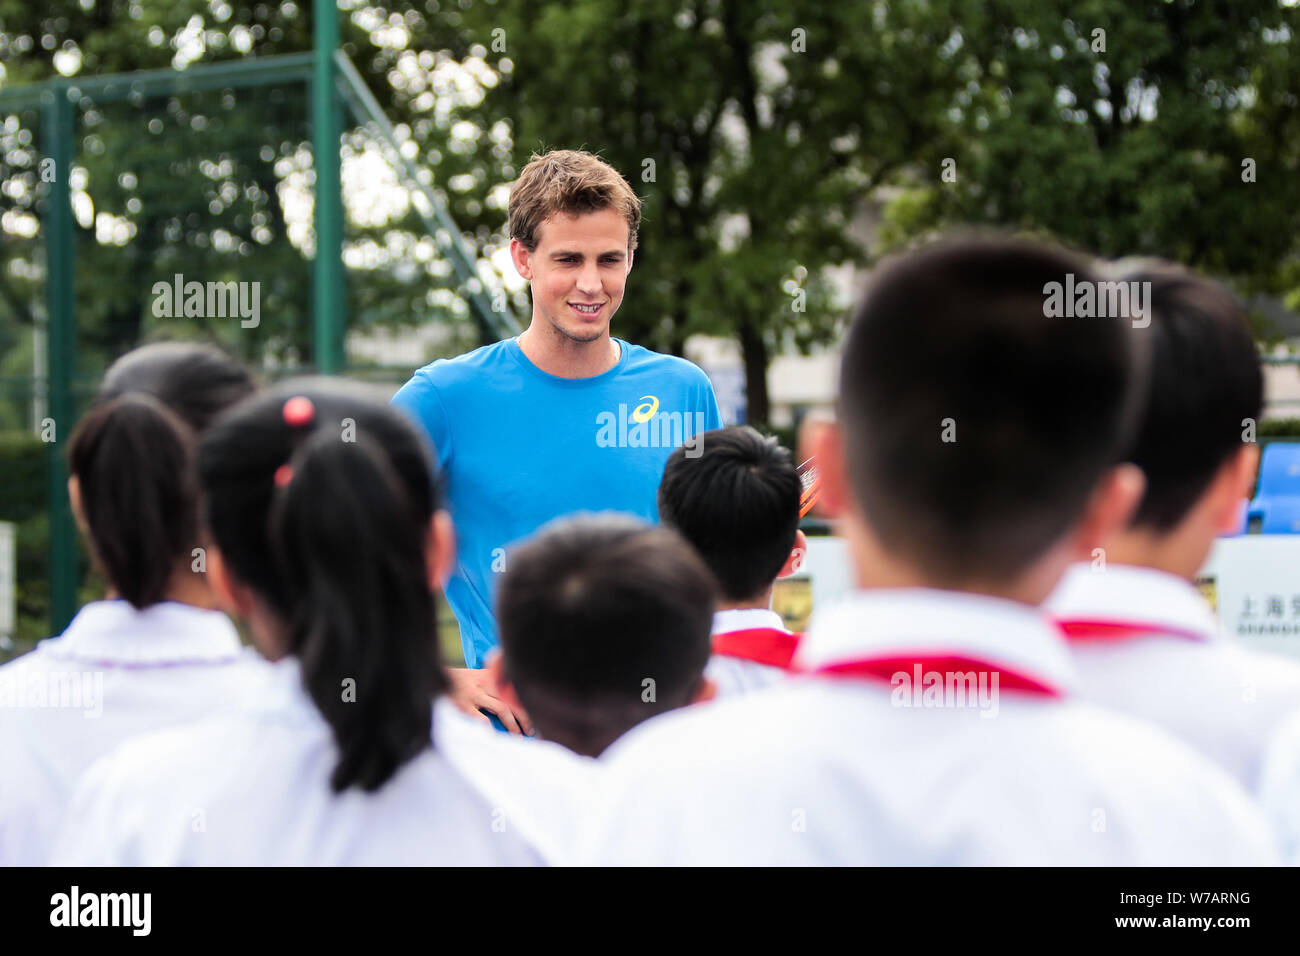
[1116,263,1262,547]
[99,341,256,433]
[197,380,453,793]
[824,235,1148,595]
[67,342,255,609]
[68,394,199,609]
[493,514,717,757]
[658,426,806,607]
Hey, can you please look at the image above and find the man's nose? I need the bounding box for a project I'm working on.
[576,261,602,295]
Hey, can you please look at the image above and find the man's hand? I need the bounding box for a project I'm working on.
[446,667,534,735]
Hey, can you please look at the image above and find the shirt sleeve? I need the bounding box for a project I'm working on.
[391,368,454,473]
[698,370,724,430]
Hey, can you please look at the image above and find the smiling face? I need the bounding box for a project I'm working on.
[510,208,633,344]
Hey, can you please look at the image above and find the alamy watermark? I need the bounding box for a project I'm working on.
[595,395,706,458]
[0,669,104,718]
[1043,273,1150,328]
[890,664,999,718]
[151,273,260,328]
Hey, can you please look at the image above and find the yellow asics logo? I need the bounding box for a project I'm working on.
[631,395,660,423]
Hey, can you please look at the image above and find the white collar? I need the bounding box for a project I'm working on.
[39,600,245,667]
[711,608,789,635]
[794,588,1076,695]
[1045,563,1219,643]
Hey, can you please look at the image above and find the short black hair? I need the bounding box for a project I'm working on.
[99,341,255,434]
[1117,264,1262,531]
[838,235,1147,583]
[658,426,801,602]
[496,514,718,758]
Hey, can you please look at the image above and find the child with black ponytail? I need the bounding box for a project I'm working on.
[0,343,265,866]
[55,381,552,864]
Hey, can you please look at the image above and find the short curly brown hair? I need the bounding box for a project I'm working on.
[508,150,641,252]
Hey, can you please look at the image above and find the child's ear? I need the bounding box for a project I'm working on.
[486,653,534,735]
[691,676,718,706]
[778,529,808,578]
[206,545,244,617]
[1070,463,1146,562]
[1212,444,1261,535]
[66,476,89,536]
[425,510,457,592]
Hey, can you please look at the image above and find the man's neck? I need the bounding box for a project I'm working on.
[517,322,620,379]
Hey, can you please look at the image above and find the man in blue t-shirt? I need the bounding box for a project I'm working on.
[393,149,722,731]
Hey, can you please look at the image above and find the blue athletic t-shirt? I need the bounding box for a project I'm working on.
[392,336,722,668]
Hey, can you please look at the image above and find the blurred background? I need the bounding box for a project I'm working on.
[4,0,1300,658]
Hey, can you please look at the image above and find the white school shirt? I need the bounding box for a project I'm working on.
[1260,709,1300,864]
[436,708,606,865]
[581,588,1277,866]
[1046,562,1300,794]
[52,657,543,866]
[705,608,800,697]
[0,600,268,866]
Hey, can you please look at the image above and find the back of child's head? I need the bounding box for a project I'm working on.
[197,379,448,793]
[838,235,1147,584]
[658,426,801,602]
[496,513,717,757]
[1112,262,1262,533]
[68,393,198,609]
[99,341,255,434]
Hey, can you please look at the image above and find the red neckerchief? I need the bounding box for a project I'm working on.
[1053,618,1207,644]
[813,654,1063,698]
[712,627,802,670]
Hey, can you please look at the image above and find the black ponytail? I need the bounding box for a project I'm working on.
[68,394,198,609]
[198,381,450,793]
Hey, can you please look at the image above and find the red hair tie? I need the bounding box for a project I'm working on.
[274,464,294,487]
[283,395,314,427]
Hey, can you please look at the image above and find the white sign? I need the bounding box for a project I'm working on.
[1199,535,1300,660]
[0,522,14,639]
[783,532,1300,662]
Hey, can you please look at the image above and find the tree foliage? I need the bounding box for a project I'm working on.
[2,0,1300,424]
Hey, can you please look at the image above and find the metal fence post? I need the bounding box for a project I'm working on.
[313,0,344,374]
[42,87,77,635]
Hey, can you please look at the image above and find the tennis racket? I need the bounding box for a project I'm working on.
[798,457,822,517]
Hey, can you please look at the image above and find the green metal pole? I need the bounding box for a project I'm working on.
[312,0,344,374]
[42,88,77,635]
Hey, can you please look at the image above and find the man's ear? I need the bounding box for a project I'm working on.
[425,510,457,592]
[509,237,533,281]
[1070,463,1146,561]
[1212,444,1261,535]
[778,529,808,578]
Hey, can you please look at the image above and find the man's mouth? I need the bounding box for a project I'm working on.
[569,302,603,315]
